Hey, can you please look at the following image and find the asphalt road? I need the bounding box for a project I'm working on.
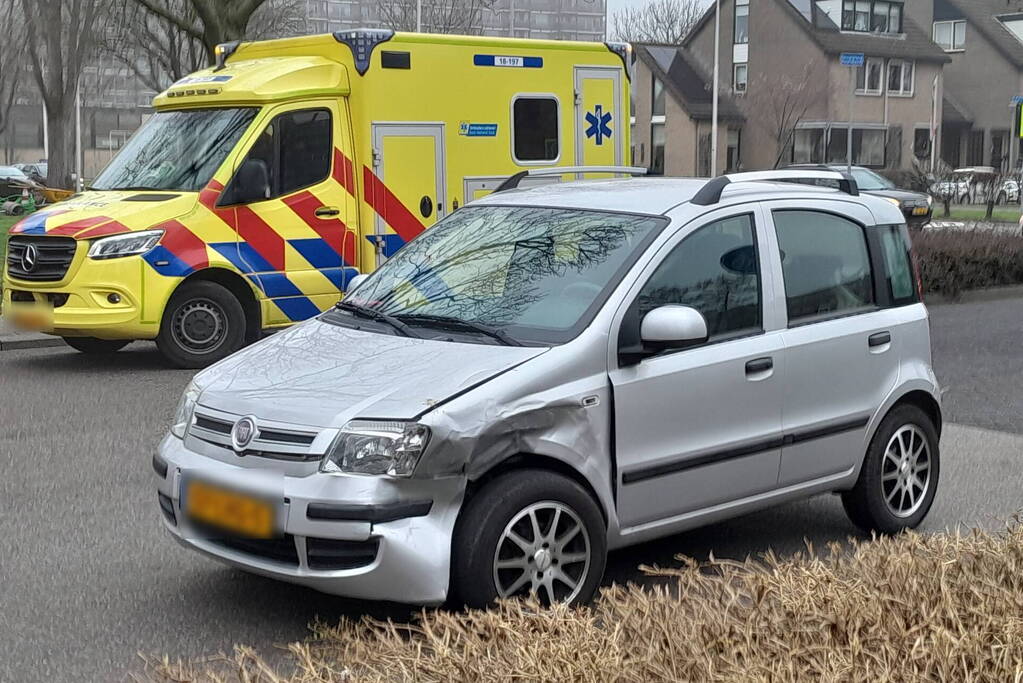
[1,297,1021,682]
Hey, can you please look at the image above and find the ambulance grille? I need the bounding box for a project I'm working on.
[6,236,77,281]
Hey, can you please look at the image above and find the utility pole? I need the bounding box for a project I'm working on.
[710,0,720,177]
[417,0,422,31]
[75,81,82,191]
[42,102,48,161]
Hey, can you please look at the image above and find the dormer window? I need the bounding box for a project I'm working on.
[841,1,902,34]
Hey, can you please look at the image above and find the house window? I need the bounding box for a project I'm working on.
[652,77,665,117]
[793,128,826,164]
[827,127,886,167]
[842,0,901,33]
[650,123,665,175]
[887,60,914,96]
[933,20,965,51]
[733,63,748,93]
[913,127,931,159]
[734,2,749,44]
[856,58,884,95]
[727,128,741,172]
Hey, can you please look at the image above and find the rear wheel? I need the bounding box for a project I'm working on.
[157,281,246,369]
[842,405,939,534]
[451,469,606,608]
[63,337,130,354]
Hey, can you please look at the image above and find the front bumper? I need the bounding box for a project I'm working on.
[904,207,932,228]
[154,434,466,605]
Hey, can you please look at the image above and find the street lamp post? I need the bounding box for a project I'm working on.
[710,0,720,177]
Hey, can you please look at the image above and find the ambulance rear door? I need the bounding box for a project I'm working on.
[573,66,625,176]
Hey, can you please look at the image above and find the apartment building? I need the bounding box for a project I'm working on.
[683,0,950,172]
[912,0,1023,170]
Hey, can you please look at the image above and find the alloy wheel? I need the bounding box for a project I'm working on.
[880,424,932,518]
[493,501,591,604]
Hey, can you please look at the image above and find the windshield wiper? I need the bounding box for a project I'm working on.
[335,301,419,338]
[396,313,521,346]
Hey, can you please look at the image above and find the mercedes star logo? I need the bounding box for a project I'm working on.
[21,244,38,272]
[231,416,258,453]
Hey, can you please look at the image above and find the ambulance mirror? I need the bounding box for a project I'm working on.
[227,158,270,205]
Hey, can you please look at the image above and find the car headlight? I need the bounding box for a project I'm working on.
[320,420,431,477]
[88,229,164,260]
[170,382,200,439]
[884,197,902,207]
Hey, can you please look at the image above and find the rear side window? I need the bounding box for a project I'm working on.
[878,224,918,305]
[637,214,761,340]
[513,97,559,162]
[773,210,874,324]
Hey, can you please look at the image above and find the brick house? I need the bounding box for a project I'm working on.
[681,0,950,172]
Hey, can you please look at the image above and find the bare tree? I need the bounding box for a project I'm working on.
[108,0,303,91]
[610,0,704,45]
[128,0,302,63]
[21,0,112,188]
[376,0,496,34]
[743,59,827,169]
[0,1,26,159]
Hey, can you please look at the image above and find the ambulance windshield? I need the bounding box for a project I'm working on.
[92,107,257,193]
[342,206,665,344]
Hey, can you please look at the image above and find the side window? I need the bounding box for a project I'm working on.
[229,108,331,203]
[637,214,761,340]
[513,97,559,162]
[878,224,918,305]
[773,210,874,324]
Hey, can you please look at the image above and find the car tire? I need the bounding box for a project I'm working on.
[156,281,246,369]
[63,337,130,354]
[841,404,940,535]
[451,469,607,609]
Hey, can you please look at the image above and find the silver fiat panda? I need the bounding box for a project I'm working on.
[155,169,941,607]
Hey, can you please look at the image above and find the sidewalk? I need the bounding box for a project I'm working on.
[0,318,65,351]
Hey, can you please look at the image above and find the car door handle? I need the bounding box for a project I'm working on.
[745,357,773,375]
[315,206,340,218]
[868,331,892,348]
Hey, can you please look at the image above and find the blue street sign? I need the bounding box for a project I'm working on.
[840,52,865,67]
[1011,95,1023,106]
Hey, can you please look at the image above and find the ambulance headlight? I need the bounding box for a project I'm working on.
[320,421,431,477]
[88,230,164,260]
[171,381,201,439]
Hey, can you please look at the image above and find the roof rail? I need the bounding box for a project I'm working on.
[691,169,859,206]
[494,166,648,193]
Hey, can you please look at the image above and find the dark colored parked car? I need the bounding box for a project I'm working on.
[0,165,31,197]
[789,165,932,228]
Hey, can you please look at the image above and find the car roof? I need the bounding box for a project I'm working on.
[470,176,891,218]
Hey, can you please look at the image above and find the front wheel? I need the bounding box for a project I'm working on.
[841,404,940,534]
[63,337,130,354]
[451,469,607,608]
[156,281,246,369]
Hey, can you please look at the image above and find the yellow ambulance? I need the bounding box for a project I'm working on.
[2,30,630,367]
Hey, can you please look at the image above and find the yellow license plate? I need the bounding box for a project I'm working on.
[184,479,275,539]
[11,309,51,331]
[912,207,928,216]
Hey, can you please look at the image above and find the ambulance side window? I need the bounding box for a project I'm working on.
[228,108,332,203]
[513,96,559,163]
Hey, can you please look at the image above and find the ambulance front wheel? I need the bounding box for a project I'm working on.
[157,281,246,369]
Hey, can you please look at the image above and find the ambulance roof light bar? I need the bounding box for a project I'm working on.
[692,169,859,206]
[495,166,648,193]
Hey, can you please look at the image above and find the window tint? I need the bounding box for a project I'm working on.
[230,108,331,203]
[637,215,761,339]
[773,210,874,324]
[513,97,559,162]
[879,225,917,304]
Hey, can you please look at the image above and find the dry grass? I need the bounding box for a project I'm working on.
[142,523,1023,682]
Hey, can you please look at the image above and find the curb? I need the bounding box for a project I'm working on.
[925,284,1023,306]
[0,333,66,352]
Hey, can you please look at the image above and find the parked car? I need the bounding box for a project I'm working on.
[156,169,942,607]
[0,165,30,197]
[930,166,1019,205]
[789,164,933,228]
[15,162,47,185]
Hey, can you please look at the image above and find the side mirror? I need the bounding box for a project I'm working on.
[346,272,369,293]
[640,305,708,351]
[222,158,270,205]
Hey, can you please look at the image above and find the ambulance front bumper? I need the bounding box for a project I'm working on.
[154,434,465,605]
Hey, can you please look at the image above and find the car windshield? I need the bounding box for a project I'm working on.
[91,107,257,192]
[336,205,665,344]
[850,168,894,191]
[0,166,27,179]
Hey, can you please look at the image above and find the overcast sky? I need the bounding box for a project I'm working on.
[605,0,713,23]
